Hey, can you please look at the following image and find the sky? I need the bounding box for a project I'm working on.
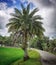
[0,0,56,38]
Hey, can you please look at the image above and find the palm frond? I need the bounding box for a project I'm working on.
[14,8,22,16]
[29,8,39,17]
[6,20,21,28]
[32,15,43,20]
[10,13,21,18]
[27,3,30,14]
[9,18,20,22]
[21,3,25,10]
[35,21,43,24]
[8,25,16,32]
[7,23,21,32]
[33,21,45,31]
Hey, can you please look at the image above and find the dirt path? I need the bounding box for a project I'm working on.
[30,48,56,65]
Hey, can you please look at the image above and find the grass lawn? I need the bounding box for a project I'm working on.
[0,47,24,65]
[0,47,42,65]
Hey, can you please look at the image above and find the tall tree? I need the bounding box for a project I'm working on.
[6,3,45,61]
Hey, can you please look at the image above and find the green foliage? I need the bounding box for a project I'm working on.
[0,35,6,46]
[41,36,56,54]
[29,36,43,50]
[49,39,56,52]
[0,35,12,46]
[29,36,38,48]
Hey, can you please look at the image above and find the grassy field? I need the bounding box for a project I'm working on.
[0,47,42,65]
[0,47,24,65]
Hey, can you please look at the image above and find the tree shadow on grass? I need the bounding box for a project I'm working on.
[18,58,41,65]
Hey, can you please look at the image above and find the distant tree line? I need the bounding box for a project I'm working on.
[0,35,56,54]
[29,36,56,53]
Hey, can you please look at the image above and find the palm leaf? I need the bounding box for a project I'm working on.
[10,13,21,18]
[14,8,22,16]
[33,21,45,31]
[9,18,20,22]
[29,8,39,17]
[21,3,25,10]
[27,3,30,14]
[6,20,21,28]
[32,15,43,20]
[8,23,21,32]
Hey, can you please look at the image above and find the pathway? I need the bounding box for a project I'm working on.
[30,48,56,65]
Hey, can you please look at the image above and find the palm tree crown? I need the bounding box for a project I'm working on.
[6,3,45,39]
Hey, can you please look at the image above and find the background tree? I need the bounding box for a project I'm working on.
[6,3,45,61]
[29,36,43,50]
[49,38,56,52]
[0,35,12,47]
[0,35,4,46]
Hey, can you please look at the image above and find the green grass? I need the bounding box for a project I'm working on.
[11,50,42,65]
[0,47,24,65]
[0,47,42,65]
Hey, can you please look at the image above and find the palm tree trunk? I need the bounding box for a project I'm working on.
[23,48,29,61]
[22,31,29,61]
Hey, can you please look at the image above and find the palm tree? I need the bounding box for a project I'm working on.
[6,3,45,61]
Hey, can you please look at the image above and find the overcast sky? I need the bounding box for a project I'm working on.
[0,0,56,38]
